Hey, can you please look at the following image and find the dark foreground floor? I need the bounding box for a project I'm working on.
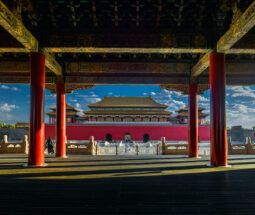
[1,154,255,215]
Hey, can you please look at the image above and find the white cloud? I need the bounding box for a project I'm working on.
[0,85,20,92]
[45,94,56,100]
[149,89,187,114]
[198,95,209,102]
[0,103,18,112]
[75,103,81,109]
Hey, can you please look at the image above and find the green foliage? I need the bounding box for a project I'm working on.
[206,121,210,125]
[253,126,255,130]
[0,123,16,128]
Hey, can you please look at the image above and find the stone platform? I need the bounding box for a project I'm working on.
[1,154,255,214]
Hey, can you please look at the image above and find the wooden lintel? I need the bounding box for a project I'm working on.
[44,47,210,54]
[43,51,62,76]
[0,61,29,73]
[217,1,255,52]
[191,51,212,77]
[0,1,38,51]
[46,83,94,94]
[0,76,55,84]
[65,75,190,85]
[62,75,255,85]
[160,84,210,94]
[0,74,255,85]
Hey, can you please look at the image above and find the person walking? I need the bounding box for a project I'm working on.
[46,136,54,154]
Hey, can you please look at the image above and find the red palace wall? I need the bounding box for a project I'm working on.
[45,125,210,141]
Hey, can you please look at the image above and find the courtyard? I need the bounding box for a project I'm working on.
[1,154,255,214]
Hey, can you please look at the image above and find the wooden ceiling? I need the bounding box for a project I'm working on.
[0,0,254,93]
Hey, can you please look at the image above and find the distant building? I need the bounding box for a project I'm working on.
[46,97,209,125]
[46,104,81,124]
[45,97,211,141]
[175,106,209,125]
[83,96,172,123]
[15,122,29,128]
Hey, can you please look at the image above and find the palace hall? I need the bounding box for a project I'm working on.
[47,96,208,125]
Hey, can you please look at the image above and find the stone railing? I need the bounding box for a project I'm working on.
[0,135,28,154]
[66,136,96,155]
[161,137,188,155]
[228,137,255,155]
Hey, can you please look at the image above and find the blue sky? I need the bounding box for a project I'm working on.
[0,84,255,128]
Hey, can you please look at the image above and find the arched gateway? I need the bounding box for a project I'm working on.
[124,133,132,142]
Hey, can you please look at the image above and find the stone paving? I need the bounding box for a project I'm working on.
[1,154,255,214]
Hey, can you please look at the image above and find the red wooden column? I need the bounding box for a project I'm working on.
[188,84,198,158]
[28,52,46,166]
[56,83,66,157]
[210,53,228,167]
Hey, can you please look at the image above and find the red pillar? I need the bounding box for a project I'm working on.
[188,84,198,158]
[210,53,227,166]
[56,83,66,157]
[28,52,45,166]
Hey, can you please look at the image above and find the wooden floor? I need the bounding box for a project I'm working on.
[1,154,255,214]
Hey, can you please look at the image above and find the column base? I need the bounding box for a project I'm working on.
[189,156,201,159]
[206,164,232,168]
[23,163,48,168]
[55,155,68,159]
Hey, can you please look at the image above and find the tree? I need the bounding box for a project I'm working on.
[206,121,210,125]
[0,123,16,128]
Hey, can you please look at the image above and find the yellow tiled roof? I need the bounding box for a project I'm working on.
[46,111,81,117]
[87,96,168,108]
[49,103,80,112]
[83,110,172,115]
[176,106,206,112]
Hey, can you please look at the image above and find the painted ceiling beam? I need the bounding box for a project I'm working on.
[0,1,62,76]
[0,48,30,53]
[224,49,255,54]
[44,47,210,54]
[42,50,62,76]
[191,50,212,77]
[192,1,255,77]
[0,73,255,85]
[217,1,255,52]
[0,1,38,51]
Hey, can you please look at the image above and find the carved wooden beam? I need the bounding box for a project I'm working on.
[0,60,60,75]
[42,50,62,76]
[160,84,210,94]
[44,47,210,54]
[45,83,94,94]
[0,0,38,51]
[191,51,212,77]
[217,1,255,52]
